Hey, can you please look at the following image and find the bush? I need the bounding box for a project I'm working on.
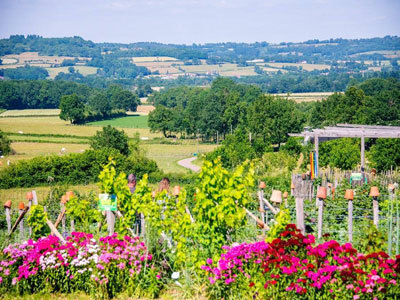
[319,138,360,170]
[0,149,158,189]
[368,138,400,171]
[0,129,12,156]
[90,125,131,156]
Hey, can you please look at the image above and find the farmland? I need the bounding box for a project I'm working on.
[45,66,98,79]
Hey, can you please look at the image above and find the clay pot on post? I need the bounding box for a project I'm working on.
[4,200,12,234]
[316,187,327,239]
[370,186,380,228]
[345,189,354,242]
[270,190,282,204]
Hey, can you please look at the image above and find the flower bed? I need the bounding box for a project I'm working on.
[202,225,400,299]
[0,232,162,298]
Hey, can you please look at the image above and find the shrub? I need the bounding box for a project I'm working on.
[0,149,158,189]
[368,138,400,171]
[0,129,12,156]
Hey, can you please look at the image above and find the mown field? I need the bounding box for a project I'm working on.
[0,111,212,175]
[45,66,98,79]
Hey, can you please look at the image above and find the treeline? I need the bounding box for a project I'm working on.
[148,78,304,145]
[0,65,49,80]
[0,80,140,123]
[310,78,400,127]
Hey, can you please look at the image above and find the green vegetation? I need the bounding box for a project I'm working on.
[90,125,131,156]
[0,129,12,156]
[87,115,149,129]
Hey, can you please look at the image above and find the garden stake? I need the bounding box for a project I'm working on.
[106,210,115,235]
[370,186,380,228]
[344,189,354,243]
[316,187,327,239]
[9,206,29,237]
[26,192,33,237]
[388,184,395,256]
[4,201,12,234]
[19,202,25,241]
[295,197,305,235]
[46,218,66,243]
[54,208,66,229]
[396,187,399,255]
[258,181,266,235]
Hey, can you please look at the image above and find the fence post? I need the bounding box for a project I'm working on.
[19,202,25,240]
[26,192,33,237]
[370,186,380,228]
[106,211,115,235]
[317,187,326,239]
[4,201,12,234]
[32,190,38,205]
[295,198,305,235]
[258,182,266,235]
[345,189,354,243]
[388,184,395,256]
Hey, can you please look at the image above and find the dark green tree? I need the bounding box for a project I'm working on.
[89,92,111,116]
[59,94,85,124]
[90,125,130,156]
[148,105,175,137]
[319,138,360,170]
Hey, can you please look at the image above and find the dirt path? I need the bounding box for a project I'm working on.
[177,157,201,172]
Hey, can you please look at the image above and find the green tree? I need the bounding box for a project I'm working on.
[319,138,360,170]
[0,129,12,156]
[89,91,111,116]
[368,139,400,171]
[59,94,85,124]
[110,88,140,111]
[90,125,130,156]
[148,105,175,137]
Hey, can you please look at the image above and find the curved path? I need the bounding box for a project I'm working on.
[177,157,201,172]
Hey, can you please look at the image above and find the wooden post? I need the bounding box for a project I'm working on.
[140,213,145,237]
[70,219,75,232]
[348,200,353,242]
[314,134,319,177]
[361,136,365,180]
[295,197,305,235]
[388,186,394,256]
[60,203,66,233]
[258,189,266,235]
[19,208,24,240]
[28,198,32,237]
[46,219,66,243]
[373,197,379,228]
[106,210,115,235]
[317,198,324,239]
[32,190,38,205]
[5,204,11,234]
[9,207,29,237]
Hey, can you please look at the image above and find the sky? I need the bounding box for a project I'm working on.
[0,0,399,44]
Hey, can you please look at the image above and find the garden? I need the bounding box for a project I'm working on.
[0,157,399,299]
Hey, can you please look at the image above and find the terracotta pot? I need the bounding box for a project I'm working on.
[259,181,266,189]
[4,200,12,208]
[283,191,289,198]
[327,183,333,188]
[61,195,67,204]
[317,186,327,199]
[151,191,156,198]
[26,192,33,201]
[344,189,354,200]
[270,190,282,203]
[19,202,25,210]
[66,191,74,200]
[173,185,180,197]
[291,182,295,189]
[369,186,379,197]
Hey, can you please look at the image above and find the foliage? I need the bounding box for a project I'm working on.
[265,208,291,243]
[0,129,12,156]
[203,224,400,299]
[192,159,255,262]
[59,94,85,124]
[90,125,131,156]
[66,194,101,233]
[2,65,48,80]
[319,138,360,170]
[27,205,49,240]
[0,149,158,189]
[281,137,303,156]
[368,138,400,171]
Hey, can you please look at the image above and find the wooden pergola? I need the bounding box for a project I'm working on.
[290,124,400,176]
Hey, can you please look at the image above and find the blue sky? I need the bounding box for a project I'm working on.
[0,0,399,44]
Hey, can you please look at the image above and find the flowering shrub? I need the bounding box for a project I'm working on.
[202,224,400,299]
[0,232,163,298]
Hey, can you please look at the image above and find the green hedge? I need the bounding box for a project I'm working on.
[0,149,158,189]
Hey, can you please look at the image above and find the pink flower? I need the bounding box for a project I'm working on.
[206,258,213,265]
[346,284,354,290]
[354,295,360,300]
[96,264,104,270]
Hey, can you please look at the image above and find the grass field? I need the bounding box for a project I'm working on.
[135,61,184,75]
[0,52,89,68]
[274,92,336,102]
[132,56,178,62]
[45,66,98,79]
[87,115,149,129]
[0,116,160,138]
[260,62,330,71]
[0,109,60,117]
[181,63,257,76]
[143,143,217,173]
